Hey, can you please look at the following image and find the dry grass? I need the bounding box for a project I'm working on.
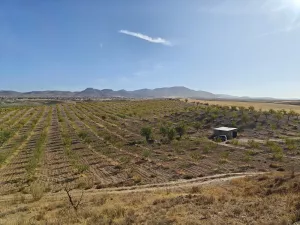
[30,182,46,201]
[1,173,300,225]
[191,99,300,113]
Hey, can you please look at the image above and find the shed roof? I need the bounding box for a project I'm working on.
[213,127,237,131]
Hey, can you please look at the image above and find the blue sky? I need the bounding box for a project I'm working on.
[0,0,300,98]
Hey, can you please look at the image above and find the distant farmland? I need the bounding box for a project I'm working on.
[191,99,300,113]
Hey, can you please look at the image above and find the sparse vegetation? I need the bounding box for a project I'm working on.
[0,130,11,145]
[30,182,46,201]
[140,127,152,141]
[2,172,300,224]
[175,123,186,139]
[167,127,176,142]
[0,99,300,224]
[193,121,202,132]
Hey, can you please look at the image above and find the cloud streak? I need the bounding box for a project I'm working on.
[198,0,300,37]
[256,0,300,37]
[119,30,172,46]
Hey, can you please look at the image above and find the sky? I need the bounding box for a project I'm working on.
[0,0,300,98]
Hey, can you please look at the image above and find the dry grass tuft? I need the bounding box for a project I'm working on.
[30,182,46,201]
[1,173,300,224]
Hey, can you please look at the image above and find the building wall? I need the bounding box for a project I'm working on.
[213,130,234,139]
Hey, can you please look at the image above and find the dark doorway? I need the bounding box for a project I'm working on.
[232,131,237,138]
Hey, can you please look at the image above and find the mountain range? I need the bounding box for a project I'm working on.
[0,86,281,100]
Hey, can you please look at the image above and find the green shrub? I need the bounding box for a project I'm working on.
[246,150,259,156]
[231,106,238,111]
[247,140,259,148]
[221,151,229,159]
[140,127,152,141]
[231,139,239,145]
[269,144,284,161]
[167,128,176,142]
[0,130,11,144]
[117,114,126,119]
[119,156,130,164]
[273,151,283,161]
[203,146,210,154]
[193,122,202,132]
[285,138,297,150]
[142,149,151,158]
[159,125,168,137]
[78,131,88,140]
[190,152,205,160]
[76,164,89,173]
[243,155,251,162]
[175,123,186,139]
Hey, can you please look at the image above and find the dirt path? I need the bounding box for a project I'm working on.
[237,137,300,144]
[0,172,265,203]
[212,138,300,161]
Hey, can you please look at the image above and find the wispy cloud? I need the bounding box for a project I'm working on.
[257,22,300,37]
[257,0,300,37]
[199,0,300,37]
[198,1,265,15]
[119,30,172,46]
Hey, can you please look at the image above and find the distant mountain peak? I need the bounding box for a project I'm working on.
[0,86,291,100]
[83,88,96,91]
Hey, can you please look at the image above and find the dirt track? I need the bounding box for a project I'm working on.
[0,172,265,203]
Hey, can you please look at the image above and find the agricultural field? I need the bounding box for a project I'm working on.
[0,99,64,108]
[192,99,300,113]
[0,99,300,198]
[0,99,300,224]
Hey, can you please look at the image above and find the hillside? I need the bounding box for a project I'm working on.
[1,172,299,224]
[1,86,216,99]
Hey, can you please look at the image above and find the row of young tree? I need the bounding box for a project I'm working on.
[140,123,187,143]
[140,103,300,143]
[192,103,300,124]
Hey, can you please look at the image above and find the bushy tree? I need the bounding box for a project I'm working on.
[193,122,202,132]
[167,128,176,142]
[241,114,249,124]
[280,109,287,116]
[159,125,168,137]
[263,111,269,120]
[175,124,186,139]
[231,106,238,111]
[287,110,296,122]
[223,106,230,111]
[269,109,276,115]
[204,107,211,115]
[275,111,283,125]
[210,113,218,122]
[239,106,246,112]
[78,131,88,140]
[248,106,255,112]
[140,127,152,141]
[253,112,261,123]
[0,130,11,145]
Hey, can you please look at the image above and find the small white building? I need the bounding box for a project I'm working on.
[213,127,238,139]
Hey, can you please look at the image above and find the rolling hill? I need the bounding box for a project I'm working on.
[0,86,216,99]
[0,86,295,100]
